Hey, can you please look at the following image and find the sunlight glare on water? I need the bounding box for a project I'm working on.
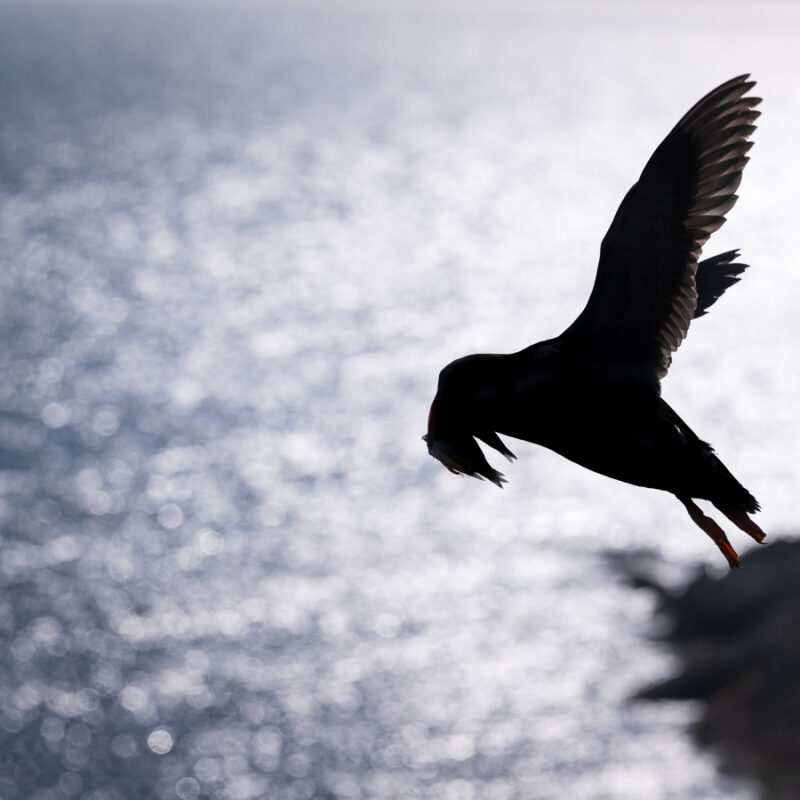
[0,1,797,798]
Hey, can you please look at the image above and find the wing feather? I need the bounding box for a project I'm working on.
[560,75,760,382]
[693,250,748,318]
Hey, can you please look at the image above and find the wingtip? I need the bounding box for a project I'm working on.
[731,73,756,90]
[491,472,508,488]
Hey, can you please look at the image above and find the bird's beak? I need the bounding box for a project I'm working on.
[424,433,507,488]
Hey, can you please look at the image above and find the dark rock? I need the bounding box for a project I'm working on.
[625,540,800,799]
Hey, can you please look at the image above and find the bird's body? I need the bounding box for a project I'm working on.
[424,76,765,568]
[440,345,754,505]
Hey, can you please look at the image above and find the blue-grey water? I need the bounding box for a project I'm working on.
[1,2,798,799]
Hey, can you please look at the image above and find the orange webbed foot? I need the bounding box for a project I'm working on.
[715,505,766,544]
[679,496,741,569]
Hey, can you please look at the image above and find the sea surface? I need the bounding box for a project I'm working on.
[1,2,798,799]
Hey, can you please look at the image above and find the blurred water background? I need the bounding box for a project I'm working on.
[1,2,798,799]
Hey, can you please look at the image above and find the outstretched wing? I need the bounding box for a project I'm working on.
[560,75,760,382]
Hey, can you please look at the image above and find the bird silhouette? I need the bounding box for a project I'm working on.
[424,75,764,569]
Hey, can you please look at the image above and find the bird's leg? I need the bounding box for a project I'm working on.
[678,496,740,569]
[714,504,766,544]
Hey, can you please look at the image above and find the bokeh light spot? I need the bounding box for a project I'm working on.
[147,728,174,755]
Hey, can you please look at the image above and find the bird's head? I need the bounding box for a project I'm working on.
[423,356,516,488]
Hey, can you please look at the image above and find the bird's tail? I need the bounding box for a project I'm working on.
[706,450,765,543]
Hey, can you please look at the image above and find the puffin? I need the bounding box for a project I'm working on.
[423,75,764,569]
